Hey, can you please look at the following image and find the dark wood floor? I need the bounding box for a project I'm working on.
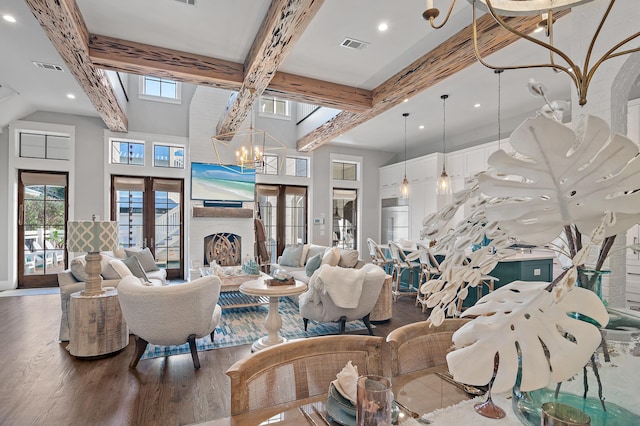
[0,292,429,426]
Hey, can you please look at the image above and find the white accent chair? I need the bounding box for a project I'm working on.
[117,275,223,369]
[298,263,386,335]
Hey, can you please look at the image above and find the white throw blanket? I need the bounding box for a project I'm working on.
[315,265,366,309]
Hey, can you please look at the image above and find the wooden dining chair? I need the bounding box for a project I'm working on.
[386,318,469,377]
[226,335,384,415]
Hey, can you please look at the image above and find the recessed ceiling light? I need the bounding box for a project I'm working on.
[474,103,481,108]
[3,14,16,23]
[403,98,408,103]
[378,22,388,32]
[419,125,425,130]
[66,93,76,99]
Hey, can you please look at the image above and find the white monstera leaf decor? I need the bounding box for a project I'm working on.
[479,115,640,245]
[447,281,609,393]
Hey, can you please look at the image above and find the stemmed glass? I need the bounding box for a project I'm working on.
[474,353,506,419]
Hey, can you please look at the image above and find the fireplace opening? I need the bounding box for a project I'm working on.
[204,233,241,266]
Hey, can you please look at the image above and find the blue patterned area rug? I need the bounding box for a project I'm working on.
[140,296,370,360]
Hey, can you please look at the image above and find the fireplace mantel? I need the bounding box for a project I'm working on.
[193,207,253,218]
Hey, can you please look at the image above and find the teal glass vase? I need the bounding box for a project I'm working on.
[511,330,640,425]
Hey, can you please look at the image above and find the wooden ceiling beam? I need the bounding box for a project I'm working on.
[89,35,244,92]
[24,0,127,132]
[297,13,553,152]
[215,0,324,139]
[88,35,372,113]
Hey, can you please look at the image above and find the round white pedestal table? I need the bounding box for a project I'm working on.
[239,277,307,352]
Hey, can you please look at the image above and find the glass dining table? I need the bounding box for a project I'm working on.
[198,365,473,425]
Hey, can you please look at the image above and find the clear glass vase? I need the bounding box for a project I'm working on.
[511,327,640,425]
[576,268,609,299]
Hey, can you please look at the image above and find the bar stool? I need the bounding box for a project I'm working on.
[367,238,393,274]
[415,242,442,312]
[388,241,421,302]
[455,270,499,314]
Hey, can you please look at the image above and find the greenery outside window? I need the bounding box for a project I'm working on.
[139,76,181,104]
[111,140,145,166]
[154,144,184,168]
[286,156,309,177]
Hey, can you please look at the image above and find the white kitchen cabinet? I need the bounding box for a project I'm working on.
[445,151,464,178]
[379,163,404,199]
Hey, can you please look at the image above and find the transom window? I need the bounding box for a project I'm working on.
[19,132,70,160]
[257,154,279,175]
[139,76,181,104]
[332,160,358,181]
[286,156,309,177]
[111,140,145,166]
[259,96,290,119]
[154,144,184,168]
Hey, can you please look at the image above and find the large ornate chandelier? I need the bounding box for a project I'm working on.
[211,118,286,174]
[423,0,640,106]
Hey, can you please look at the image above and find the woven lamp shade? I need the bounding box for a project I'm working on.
[67,221,118,253]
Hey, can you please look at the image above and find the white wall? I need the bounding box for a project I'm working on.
[0,128,9,287]
[126,77,196,137]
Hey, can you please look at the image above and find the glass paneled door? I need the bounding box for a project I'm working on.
[18,171,68,288]
[256,184,307,259]
[111,176,184,279]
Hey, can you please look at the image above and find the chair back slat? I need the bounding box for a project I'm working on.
[386,319,469,376]
[226,335,384,415]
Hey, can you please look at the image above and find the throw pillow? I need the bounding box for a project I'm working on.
[124,247,159,272]
[113,247,127,259]
[69,256,89,282]
[305,253,323,277]
[321,247,340,267]
[100,254,122,280]
[338,249,359,268]
[280,244,304,267]
[109,259,133,278]
[300,244,310,266]
[306,244,328,263]
[121,256,150,282]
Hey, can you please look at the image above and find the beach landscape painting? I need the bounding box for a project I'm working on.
[191,163,255,202]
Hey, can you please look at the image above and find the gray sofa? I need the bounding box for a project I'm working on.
[274,244,364,284]
[273,244,364,306]
[58,251,166,341]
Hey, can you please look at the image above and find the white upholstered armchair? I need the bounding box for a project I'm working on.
[299,263,386,335]
[117,275,223,369]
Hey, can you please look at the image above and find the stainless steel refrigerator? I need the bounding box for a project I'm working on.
[381,198,409,243]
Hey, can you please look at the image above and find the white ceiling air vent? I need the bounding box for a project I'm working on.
[340,37,370,51]
[174,0,196,5]
[32,61,64,72]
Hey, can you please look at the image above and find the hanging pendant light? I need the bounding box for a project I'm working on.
[400,112,410,199]
[495,69,503,151]
[437,95,452,195]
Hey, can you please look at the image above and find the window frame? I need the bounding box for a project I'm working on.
[110,138,146,166]
[258,95,291,120]
[19,132,71,161]
[138,75,182,104]
[153,143,185,169]
[331,160,359,181]
[285,155,310,178]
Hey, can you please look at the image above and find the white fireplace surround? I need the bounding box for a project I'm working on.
[189,214,254,271]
